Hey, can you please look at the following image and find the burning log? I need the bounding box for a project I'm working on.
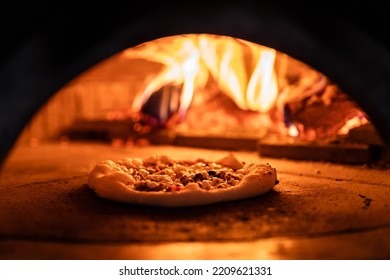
[257,139,372,164]
[280,73,367,140]
[347,123,384,146]
[174,133,258,151]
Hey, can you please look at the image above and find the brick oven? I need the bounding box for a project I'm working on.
[0,2,389,259]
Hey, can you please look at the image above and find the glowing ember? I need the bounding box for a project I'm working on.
[338,114,369,135]
[288,124,299,138]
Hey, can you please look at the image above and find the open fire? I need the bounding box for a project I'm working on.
[105,34,367,140]
[18,34,372,157]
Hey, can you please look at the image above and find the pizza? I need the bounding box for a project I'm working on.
[87,153,278,207]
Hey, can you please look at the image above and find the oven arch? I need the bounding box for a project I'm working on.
[1,4,390,165]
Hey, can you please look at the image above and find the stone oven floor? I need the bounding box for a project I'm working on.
[0,142,389,260]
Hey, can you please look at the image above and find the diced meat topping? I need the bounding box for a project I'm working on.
[117,157,246,192]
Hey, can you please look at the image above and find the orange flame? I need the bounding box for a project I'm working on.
[247,49,278,112]
[124,34,278,117]
[178,52,199,117]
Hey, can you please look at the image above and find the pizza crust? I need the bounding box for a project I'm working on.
[87,154,278,207]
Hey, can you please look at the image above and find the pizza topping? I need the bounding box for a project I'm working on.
[108,154,254,192]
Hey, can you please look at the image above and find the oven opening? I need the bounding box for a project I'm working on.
[16,34,384,164]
